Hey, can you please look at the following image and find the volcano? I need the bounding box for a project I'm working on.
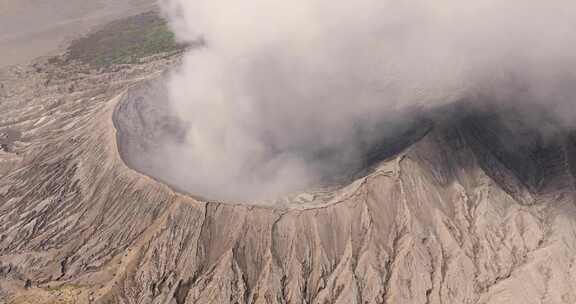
[2,6,576,304]
[2,49,576,304]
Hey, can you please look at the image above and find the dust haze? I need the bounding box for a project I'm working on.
[153,0,576,201]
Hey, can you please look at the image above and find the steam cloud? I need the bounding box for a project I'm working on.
[155,0,576,201]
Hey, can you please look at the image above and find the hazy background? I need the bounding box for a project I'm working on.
[0,0,156,68]
[152,0,576,201]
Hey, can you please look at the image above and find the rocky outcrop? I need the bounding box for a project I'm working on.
[1,55,576,304]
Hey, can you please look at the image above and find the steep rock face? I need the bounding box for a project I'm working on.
[1,56,576,304]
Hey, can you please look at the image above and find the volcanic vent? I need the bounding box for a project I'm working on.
[113,77,430,205]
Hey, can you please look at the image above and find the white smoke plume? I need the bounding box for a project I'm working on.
[156,0,576,201]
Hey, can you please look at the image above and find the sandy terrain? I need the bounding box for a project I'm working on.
[0,0,156,68]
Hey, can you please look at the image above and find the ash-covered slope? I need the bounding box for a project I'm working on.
[2,55,576,304]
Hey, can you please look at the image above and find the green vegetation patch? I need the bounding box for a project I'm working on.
[67,12,187,67]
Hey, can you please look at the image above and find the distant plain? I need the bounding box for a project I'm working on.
[0,0,156,68]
